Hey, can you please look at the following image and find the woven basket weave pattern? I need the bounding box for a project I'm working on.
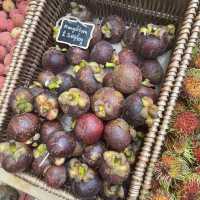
[0,0,198,200]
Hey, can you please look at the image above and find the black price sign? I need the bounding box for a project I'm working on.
[56,18,95,49]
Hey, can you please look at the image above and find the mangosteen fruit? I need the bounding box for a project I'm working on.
[34,91,59,121]
[7,113,39,142]
[40,120,62,143]
[102,182,125,200]
[123,145,136,165]
[2,142,33,173]
[103,72,114,87]
[101,15,125,43]
[37,70,55,88]
[10,87,33,114]
[91,87,124,120]
[58,88,90,117]
[66,47,89,65]
[104,118,133,152]
[122,94,158,128]
[44,165,67,189]
[0,185,19,200]
[68,158,102,198]
[99,151,130,184]
[71,139,84,157]
[112,63,142,94]
[82,142,105,168]
[141,59,164,85]
[0,142,10,167]
[90,25,102,47]
[118,49,140,65]
[32,144,51,176]
[122,26,138,50]
[46,131,75,157]
[90,41,113,64]
[75,113,104,145]
[136,86,158,103]
[59,114,76,133]
[42,48,68,74]
[29,81,44,98]
[135,24,175,59]
[75,64,103,94]
[70,2,92,21]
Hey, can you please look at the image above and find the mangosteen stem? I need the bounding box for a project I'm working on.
[16,99,33,113]
[97,105,106,118]
[105,62,116,68]
[39,152,50,167]
[48,78,62,90]
[78,166,87,177]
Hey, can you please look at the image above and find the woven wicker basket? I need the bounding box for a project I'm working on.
[0,0,199,200]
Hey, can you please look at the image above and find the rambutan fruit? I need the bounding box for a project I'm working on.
[147,190,174,200]
[0,17,7,31]
[154,152,190,188]
[182,68,200,113]
[170,111,200,137]
[0,76,5,89]
[165,137,194,164]
[0,46,7,62]
[4,53,12,66]
[192,141,200,164]
[0,32,12,47]
[177,173,200,200]
[191,45,200,69]
[6,19,14,32]
[11,13,24,27]
[0,11,7,19]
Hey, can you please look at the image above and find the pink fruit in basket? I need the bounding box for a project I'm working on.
[2,142,33,173]
[6,19,14,32]
[0,17,7,31]
[0,76,5,89]
[7,113,40,142]
[17,1,28,16]
[4,53,12,66]
[0,32,12,46]
[11,13,24,27]
[0,64,6,75]
[0,46,7,62]
[44,165,67,188]
[2,0,15,13]
[42,48,68,74]
[75,113,104,145]
[0,11,7,19]
[9,8,20,18]
[11,27,22,39]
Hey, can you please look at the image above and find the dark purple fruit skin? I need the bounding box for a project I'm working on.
[66,47,89,65]
[123,26,138,50]
[102,15,125,43]
[75,114,104,145]
[90,41,113,64]
[37,71,55,87]
[2,145,33,173]
[118,49,139,65]
[56,72,76,94]
[71,139,84,157]
[10,87,33,114]
[136,86,158,103]
[104,119,132,152]
[72,175,102,198]
[122,94,145,128]
[59,114,75,133]
[103,72,114,88]
[141,60,164,85]
[113,64,142,94]
[82,142,105,168]
[76,67,102,94]
[40,120,62,144]
[92,87,124,121]
[47,131,75,157]
[42,48,68,74]
[32,155,51,176]
[90,25,102,47]
[45,166,67,189]
[135,32,168,59]
[7,113,40,142]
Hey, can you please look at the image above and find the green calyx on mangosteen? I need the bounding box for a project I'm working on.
[91,87,124,121]
[10,87,33,114]
[34,91,59,121]
[99,151,130,184]
[58,88,90,117]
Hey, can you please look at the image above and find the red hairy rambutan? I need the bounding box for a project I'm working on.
[147,190,174,200]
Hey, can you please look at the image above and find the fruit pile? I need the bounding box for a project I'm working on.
[0,2,175,199]
[148,43,200,200]
[0,0,28,89]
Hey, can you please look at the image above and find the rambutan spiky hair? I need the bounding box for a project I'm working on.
[147,190,175,200]
[170,111,200,137]
[177,173,200,200]
[154,152,190,189]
